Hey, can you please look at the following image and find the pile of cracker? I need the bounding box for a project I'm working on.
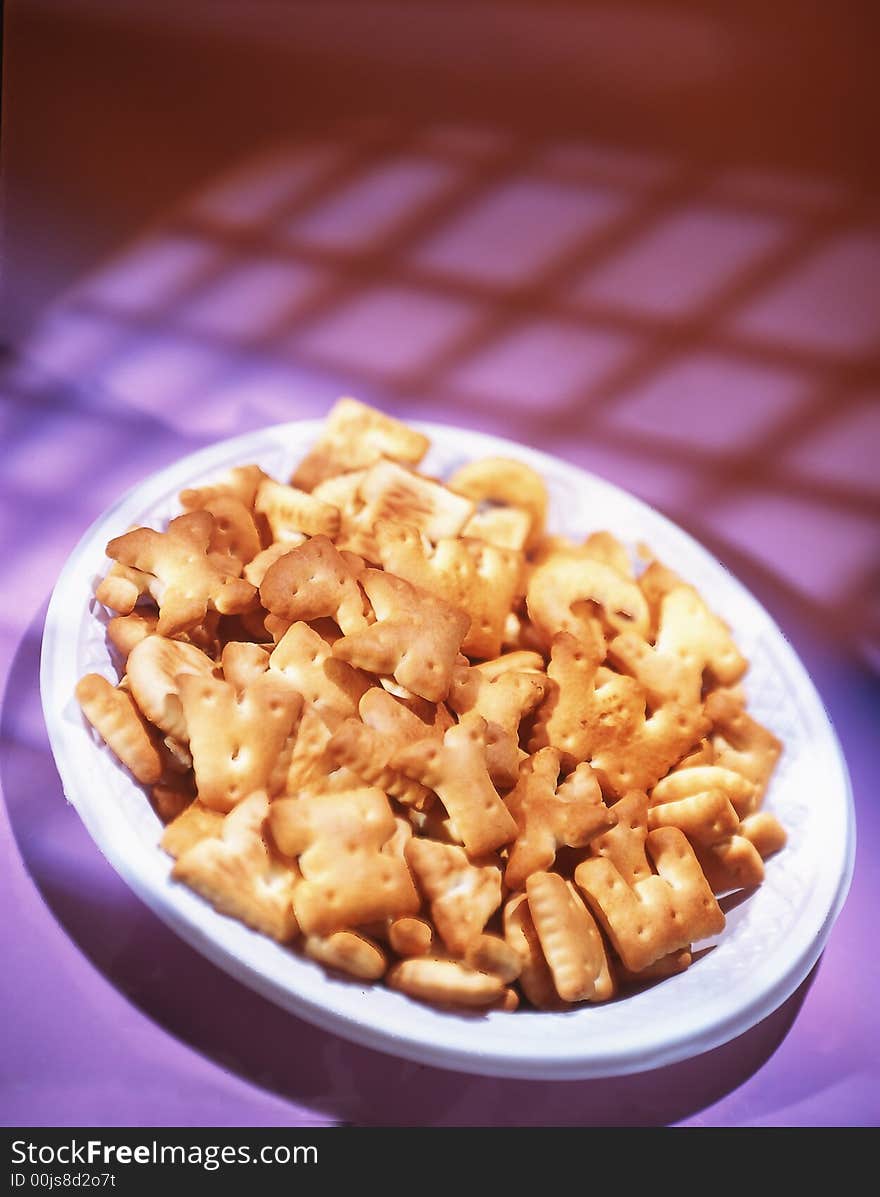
[77,398,785,1012]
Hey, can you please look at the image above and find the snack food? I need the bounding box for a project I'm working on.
[76,398,786,1012]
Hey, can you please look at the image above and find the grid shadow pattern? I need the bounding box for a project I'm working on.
[6,116,880,664]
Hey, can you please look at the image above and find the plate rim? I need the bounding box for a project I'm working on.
[39,417,857,1080]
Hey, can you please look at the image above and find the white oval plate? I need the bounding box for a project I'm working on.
[40,420,855,1080]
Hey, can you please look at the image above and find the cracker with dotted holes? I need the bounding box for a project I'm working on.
[260,535,367,636]
[608,583,747,709]
[325,688,441,807]
[525,872,615,1004]
[76,673,164,785]
[392,712,518,857]
[575,793,725,973]
[180,493,262,567]
[291,396,430,491]
[405,837,502,955]
[310,469,381,563]
[106,510,258,637]
[375,521,521,660]
[447,456,548,550]
[448,655,547,741]
[171,791,299,942]
[533,630,707,797]
[269,621,371,724]
[178,672,302,812]
[269,786,421,935]
[332,569,470,703]
[505,748,615,891]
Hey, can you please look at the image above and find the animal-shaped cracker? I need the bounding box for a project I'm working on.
[447,457,548,550]
[533,631,707,796]
[172,791,299,942]
[105,510,257,637]
[706,689,782,803]
[392,712,518,857]
[375,522,521,659]
[269,621,371,723]
[405,838,502,954]
[259,535,367,636]
[608,583,747,708]
[448,656,547,741]
[76,674,164,785]
[178,672,302,812]
[326,688,441,806]
[527,550,649,643]
[254,477,340,542]
[126,634,217,741]
[358,460,475,541]
[504,749,615,891]
[526,872,615,1003]
[291,396,430,490]
[575,791,724,973]
[332,569,469,702]
[269,787,421,935]
[180,492,262,566]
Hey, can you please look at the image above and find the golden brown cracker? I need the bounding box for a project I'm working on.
[405,837,502,954]
[525,872,614,1003]
[504,748,614,891]
[332,569,469,702]
[269,786,420,935]
[76,673,164,785]
[392,712,518,857]
[179,672,302,812]
[292,397,430,491]
[106,511,257,636]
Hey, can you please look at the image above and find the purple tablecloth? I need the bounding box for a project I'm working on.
[1,123,877,1126]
